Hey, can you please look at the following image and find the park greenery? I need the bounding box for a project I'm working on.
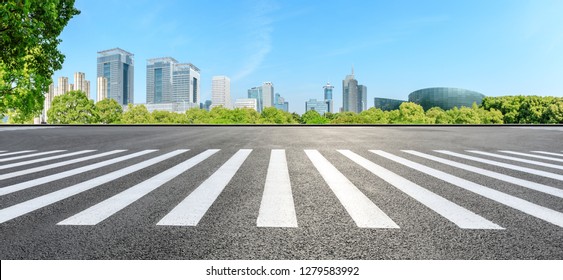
[32,91,563,125]
[0,0,80,122]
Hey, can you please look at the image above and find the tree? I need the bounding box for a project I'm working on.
[359,107,388,124]
[185,108,210,124]
[95,98,123,124]
[122,104,153,124]
[260,107,296,124]
[397,102,426,123]
[301,110,329,124]
[425,107,450,124]
[47,90,98,124]
[1,1,80,120]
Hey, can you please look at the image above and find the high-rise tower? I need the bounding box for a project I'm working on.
[342,68,366,113]
[97,48,134,106]
[211,76,231,109]
[323,82,334,113]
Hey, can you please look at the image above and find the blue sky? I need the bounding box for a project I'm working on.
[54,0,563,114]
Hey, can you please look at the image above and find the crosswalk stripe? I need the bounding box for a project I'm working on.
[305,150,399,229]
[404,151,563,199]
[0,150,127,181]
[0,150,36,157]
[339,150,502,229]
[467,150,563,170]
[0,150,157,196]
[435,151,563,181]
[499,151,563,163]
[0,150,64,162]
[0,150,189,224]
[257,149,298,228]
[157,149,252,226]
[0,150,96,170]
[58,149,219,225]
[531,151,563,157]
[372,150,563,228]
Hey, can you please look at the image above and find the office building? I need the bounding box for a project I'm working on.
[211,76,231,109]
[342,68,367,113]
[274,93,289,112]
[247,86,263,112]
[408,87,485,111]
[306,99,329,115]
[374,97,406,111]
[247,82,275,112]
[323,83,334,113]
[234,98,258,111]
[145,57,200,107]
[97,48,134,106]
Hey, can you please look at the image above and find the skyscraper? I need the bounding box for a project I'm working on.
[247,82,274,112]
[97,48,134,106]
[323,82,334,113]
[173,63,200,105]
[342,68,367,113]
[73,72,90,98]
[56,76,69,96]
[274,93,289,112]
[96,76,108,102]
[146,57,176,104]
[211,76,231,109]
[262,82,274,108]
[248,86,263,112]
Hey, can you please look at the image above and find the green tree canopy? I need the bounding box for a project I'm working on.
[185,108,210,124]
[1,0,80,120]
[95,98,123,124]
[122,104,153,124]
[47,90,97,124]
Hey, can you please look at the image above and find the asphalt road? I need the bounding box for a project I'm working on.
[0,125,562,259]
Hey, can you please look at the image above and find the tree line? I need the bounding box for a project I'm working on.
[17,90,559,125]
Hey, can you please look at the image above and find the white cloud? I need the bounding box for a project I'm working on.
[232,0,279,82]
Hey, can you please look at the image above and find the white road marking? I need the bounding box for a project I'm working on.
[467,150,563,170]
[157,149,252,226]
[499,151,563,163]
[0,150,188,224]
[404,150,563,199]
[435,151,563,181]
[305,150,399,229]
[0,150,64,162]
[0,150,36,157]
[0,150,96,170]
[339,150,502,229]
[58,149,219,225]
[0,150,157,196]
[372,150,563,228]
[0,150,126,181]
[257,149,298,228]
[531,151,563,158]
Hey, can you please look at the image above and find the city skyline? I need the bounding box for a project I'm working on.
[52,0,563,114]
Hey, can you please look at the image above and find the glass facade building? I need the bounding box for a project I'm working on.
[97,48,134,106]
[146,57,200,106]
[374,98,406,111]
[306,99,329,115]
[323,83,334,113]
[408,87,485,111]
[342,70,367,113]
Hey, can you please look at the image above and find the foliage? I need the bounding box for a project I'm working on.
[301,110,329,124]
[0,0,80,120]
[121,104,153,124]
[482,96,563,124]
[47,90,97,124]
[95,98,123,124]
[185,108,211,124]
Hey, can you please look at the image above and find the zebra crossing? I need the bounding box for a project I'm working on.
[0,147,562,229]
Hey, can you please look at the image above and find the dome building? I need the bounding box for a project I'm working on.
[408,87,485,111]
